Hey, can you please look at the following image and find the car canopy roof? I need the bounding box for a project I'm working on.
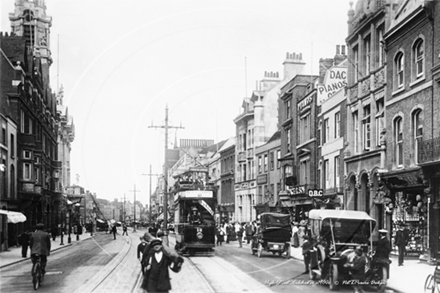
[259,212,290,229]
[308,209,375,222]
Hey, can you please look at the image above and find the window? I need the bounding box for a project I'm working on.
[286,127,291,152]
[258,156,262,174]
[362,105,371,150]
[23,163,32,180]
[264,154,268,172]
[34,166,40,183]
[323,118,330,144]
[395,52,404,89]
[394,117,403,166]
[20,110,25,133]
[1,126,5,146]
[364,35,371,75]
[375,99,384,146]
[237,165,241,182]
[243,133,247,150]
[270,152,274,170]
[324,159,329,190]
[251,160,255,179]
[10,134,14,158]
[335,112,340,138]
[286,99,291,119]
[334,156,340,188]
[412,109,423,163]
[299,159,310,185]
[300,114,311,143]
[28,117,33,134]
[414,39,424,78]
[353,111,359,153]
[378,27,385,66]
[23,150,32,159]
[277,150,281,168]
[353,45,359,83]
[242,163,246,181]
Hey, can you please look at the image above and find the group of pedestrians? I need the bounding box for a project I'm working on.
[215,221,258,247]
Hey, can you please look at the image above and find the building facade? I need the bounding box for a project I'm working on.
[345,0,389,240]
[380,0,434,259]
[234,53,306,223]
[254,131,282,216]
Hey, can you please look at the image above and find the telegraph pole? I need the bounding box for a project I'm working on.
[142,165,161,225]
[129,185,140,232]
[149,105,184,245]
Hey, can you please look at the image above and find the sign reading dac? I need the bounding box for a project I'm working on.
[308,189,323,197]
[317,67,347,105]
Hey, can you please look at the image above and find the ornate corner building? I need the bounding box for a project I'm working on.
[0,0,75,250]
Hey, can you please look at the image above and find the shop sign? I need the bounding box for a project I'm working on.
[287,185,306,195]
[308,189,323,197]
[317,67,347,105]
[257,174,267,184]
[297,95,313,112]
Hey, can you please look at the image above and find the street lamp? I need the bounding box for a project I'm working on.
[67,200,72,244]
[75,203,80,241]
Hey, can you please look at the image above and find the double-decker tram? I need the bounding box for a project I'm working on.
[172,168,217,256]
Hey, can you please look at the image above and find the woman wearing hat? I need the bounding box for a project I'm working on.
[141,238,182,292]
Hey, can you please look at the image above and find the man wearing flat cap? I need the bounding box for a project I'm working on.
[141,238,182,292]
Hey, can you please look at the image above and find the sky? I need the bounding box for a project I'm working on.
[1,0,352,206]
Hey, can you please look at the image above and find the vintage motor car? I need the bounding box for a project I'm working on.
[251,212,291,257]
[306,209,389,291]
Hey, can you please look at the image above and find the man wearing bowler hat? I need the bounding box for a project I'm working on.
[141,238,182,292]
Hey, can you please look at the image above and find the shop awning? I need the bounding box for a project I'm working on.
[0,209,27,223]
[96,219,105,223]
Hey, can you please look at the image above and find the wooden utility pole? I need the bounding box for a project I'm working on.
[129,185,140,232]
[149,105,184,245]
[142,165,161,224]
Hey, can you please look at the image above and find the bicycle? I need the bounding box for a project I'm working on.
[424,261,440,293]
[31,254,44,290]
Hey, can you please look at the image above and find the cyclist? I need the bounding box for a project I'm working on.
[30,223,51,276]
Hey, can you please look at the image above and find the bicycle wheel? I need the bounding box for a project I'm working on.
[33,262,41,290]
[424,274,434,293]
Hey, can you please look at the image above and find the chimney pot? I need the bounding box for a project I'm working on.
[341,45,346,55]
[286,52,289,59]
[336,45,340,55]
[299,53,302,60]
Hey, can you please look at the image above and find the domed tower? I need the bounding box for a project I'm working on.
[9,0,53,64]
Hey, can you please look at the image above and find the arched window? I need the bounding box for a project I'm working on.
[412,109,423,163]
[395,52,404,89]
[394,117,404,166]
[413,39,424,78]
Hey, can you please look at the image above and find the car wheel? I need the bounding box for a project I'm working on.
[329,263,338,291]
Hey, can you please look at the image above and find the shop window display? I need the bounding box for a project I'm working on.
[392,191,428,255]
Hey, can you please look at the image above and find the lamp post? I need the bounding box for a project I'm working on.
[67,203,72,244]
[75,203,80,241]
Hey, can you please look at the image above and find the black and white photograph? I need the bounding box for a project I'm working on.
[0,0,438,292]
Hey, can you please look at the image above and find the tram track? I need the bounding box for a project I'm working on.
[74,233,135,293]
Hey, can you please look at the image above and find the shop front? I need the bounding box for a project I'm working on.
[218,203,235,224]
[381,168,429,258]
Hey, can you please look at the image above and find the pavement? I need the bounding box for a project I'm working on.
[285,242,433,293]
[0,231,435,293]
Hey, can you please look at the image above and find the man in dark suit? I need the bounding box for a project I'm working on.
[30,223,51,275]
[395,224,409,266]
[141,239,182,293]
